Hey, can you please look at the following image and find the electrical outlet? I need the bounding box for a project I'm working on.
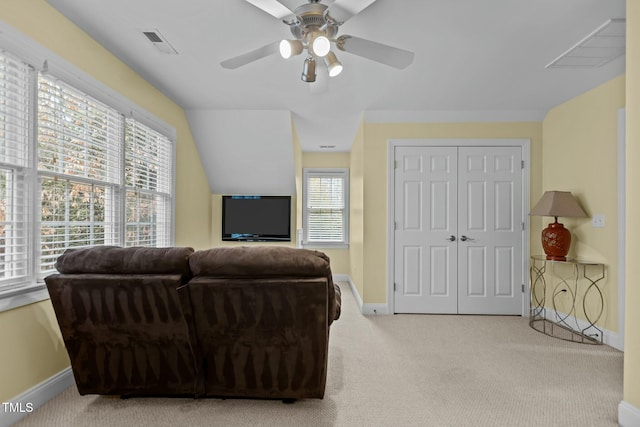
[592,214,605,228]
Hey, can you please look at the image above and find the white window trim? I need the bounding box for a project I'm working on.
[0,22,177,312]
[302,168,349,249]
[0,285,49,312]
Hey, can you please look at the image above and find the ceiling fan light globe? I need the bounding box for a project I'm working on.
[328,63,343,77]
[311,35,331,57]
[324,51,343,77]
[279,40,291,58]
[279,40,302,59]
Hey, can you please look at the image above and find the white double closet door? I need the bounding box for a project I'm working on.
[394,145,523,315]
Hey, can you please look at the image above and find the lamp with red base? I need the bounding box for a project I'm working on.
[529,191,588,261]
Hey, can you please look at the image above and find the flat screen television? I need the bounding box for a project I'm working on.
[222,195,291,242]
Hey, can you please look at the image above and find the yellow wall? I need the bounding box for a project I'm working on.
[359,122,543,304]
[624,0,640,410]
[349,118,365,298]
[0,301,69,402]
[0,0,211,401]
[293,122,304,234]
[541,75,624,332]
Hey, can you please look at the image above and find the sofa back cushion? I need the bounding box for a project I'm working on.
[189,246,331,278]
[55,246,194,275]
[189,246,340,324]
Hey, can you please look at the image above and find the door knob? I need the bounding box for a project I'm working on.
[447,235,456,241]
[460,235,473,242]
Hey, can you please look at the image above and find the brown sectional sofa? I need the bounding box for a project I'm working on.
[45,245,341,400]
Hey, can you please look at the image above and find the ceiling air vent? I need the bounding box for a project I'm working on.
[141,29,178,55]
[546,19,625,68]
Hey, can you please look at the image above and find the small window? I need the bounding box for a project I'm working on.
[303,168,349,247]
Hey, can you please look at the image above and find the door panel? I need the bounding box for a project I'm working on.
[403,246,422,295]
[457,147,522,315]
[394,146,457,314]
[466,246,486,297]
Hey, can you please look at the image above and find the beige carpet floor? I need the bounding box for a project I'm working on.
[15,282,623,427]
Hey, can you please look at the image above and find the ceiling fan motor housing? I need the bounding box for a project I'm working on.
[289,3,339,43]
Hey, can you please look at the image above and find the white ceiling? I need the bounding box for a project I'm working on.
[45,0,625,153]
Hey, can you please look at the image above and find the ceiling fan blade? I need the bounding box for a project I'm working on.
[336,35,414,69]
[325,0,378,24]
[244,0,294,19]
[274,0,304,12]
[220,41,280,69]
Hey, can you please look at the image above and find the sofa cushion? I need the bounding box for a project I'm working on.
[55,246,194,275]
[189,246,340,323]
[189,246,331,278]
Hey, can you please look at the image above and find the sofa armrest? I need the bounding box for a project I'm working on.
[45,273,197,396]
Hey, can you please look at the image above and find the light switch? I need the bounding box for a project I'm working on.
[592,214,605,228]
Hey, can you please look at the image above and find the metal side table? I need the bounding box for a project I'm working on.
[529,255,605,344]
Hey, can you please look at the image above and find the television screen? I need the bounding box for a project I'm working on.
[222,196,291,242]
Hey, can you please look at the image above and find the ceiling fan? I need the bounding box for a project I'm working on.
[221,0,415,82]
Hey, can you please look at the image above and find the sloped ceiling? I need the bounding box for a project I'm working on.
[186,110,296,195]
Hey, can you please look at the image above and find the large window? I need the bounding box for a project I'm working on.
[302,168,349,247]
[0,49,175,308]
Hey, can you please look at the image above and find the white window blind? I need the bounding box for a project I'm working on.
[303,169,349,245]
[0,51,30,168]
[0,167,30,287]
[37,76,122,183]
[37,74,123,276]
[0,50,31,289]
[124,119,172,247]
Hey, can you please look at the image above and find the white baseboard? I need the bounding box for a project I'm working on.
[619,400,640,427]
[332,274,351,285]
[362,303,389,315]
[1,367,74,427]
[333,274,389,315]
[334,274,363,313]
[536,307,624,351]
